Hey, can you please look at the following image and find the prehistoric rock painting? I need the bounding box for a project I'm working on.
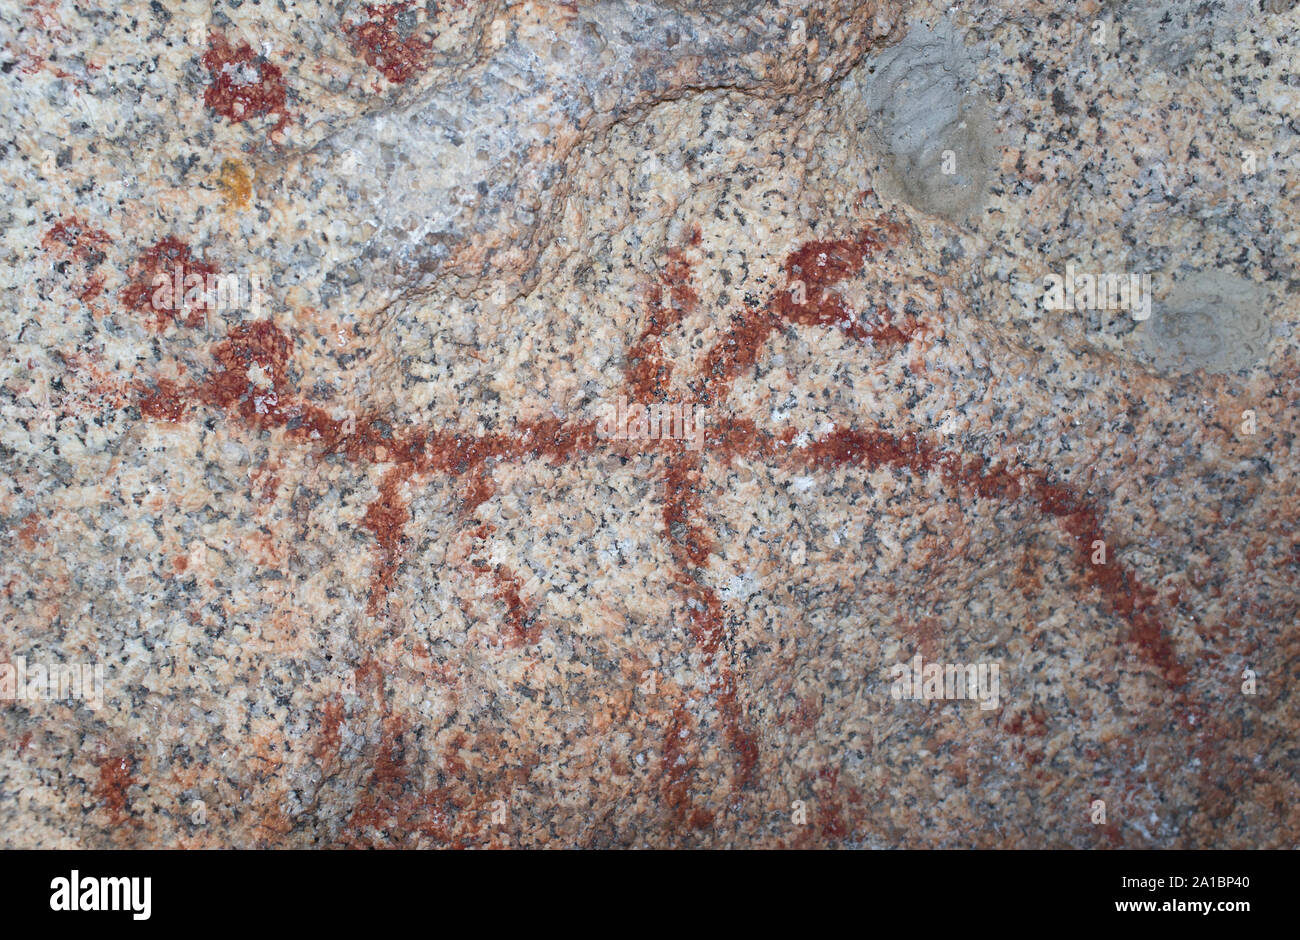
[2,0,1296,853]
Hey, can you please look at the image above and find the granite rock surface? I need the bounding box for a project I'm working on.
[1,0,1297,847]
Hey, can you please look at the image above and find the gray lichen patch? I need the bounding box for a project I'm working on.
[1136,272,1273,375]
[859,19,998,225]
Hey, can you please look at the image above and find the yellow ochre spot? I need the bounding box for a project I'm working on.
[218,159,253,209]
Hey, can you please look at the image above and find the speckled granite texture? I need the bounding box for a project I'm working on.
[1,0,1297,848]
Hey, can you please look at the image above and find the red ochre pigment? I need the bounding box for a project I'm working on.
[120,237,221,331]
[125,217,1198,833]
[202,31,290,135]
[343,2,434,85]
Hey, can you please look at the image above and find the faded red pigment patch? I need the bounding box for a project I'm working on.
[16,512,44,550]
[340,704,434,846]
[701,414,770,459]
[679,575,725,657]
[783,694,823,733]
[10,0,69,75]
[42,217,109,266]
[178,324,602,486]
[360,468,411,615]
[62,351,132,412]
[343,2,433,84]
[200,320,299,427]
[329,660,526,848]
[798,766,857,843]
[43,218,110,304]
[716,678,759,790]
[120,237,220,331]
[672,590,757,796]
[693,304,780,406]
[626,229,701,402]
[460,523,546,647]
[250,462,280,503]
[660,706,710,829]
[95,755,134,825]
[490,565,543,647]
[662,450,713,571]
[1004,706,1049,737]
[1035,479,1188,688]
[135,377,188,422]
[202,31,290,134]
[443,731,469,776]
[460,467,495,516]
[904,616,943,662]
[315,697,345,768]
[78,276,105,303]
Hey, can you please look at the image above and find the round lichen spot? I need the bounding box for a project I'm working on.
[1137,272,1272,375]
[861,19,997,224]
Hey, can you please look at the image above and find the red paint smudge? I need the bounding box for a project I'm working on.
[660,706,699,824]
[626,232,701,401]
[316,697,345,767]
[79,276,105,303]
[489,565,543,647]
[361,468,411,615]
[251,463,280,503]
[1036,479,1188,688]
[662,450,713,571]
[200,319,298,427]
[16,512,43,550]
[42,217,109,265]
[716,678,758,790]
[460,467,495,516]
[202,30,290,134]
[343,2,433,84]
[136,377,188,422]
[121,237,220,331]
[95,754,134,825]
